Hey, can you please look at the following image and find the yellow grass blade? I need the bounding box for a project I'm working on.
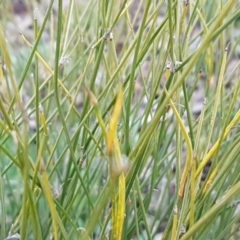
[107,88,123,157]
[107,87,125,240]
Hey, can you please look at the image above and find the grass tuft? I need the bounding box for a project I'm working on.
[0,0,240,239]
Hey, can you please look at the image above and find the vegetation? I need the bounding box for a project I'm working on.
[0,0,240,239]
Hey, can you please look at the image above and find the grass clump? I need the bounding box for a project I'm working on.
[1,0,240,239]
